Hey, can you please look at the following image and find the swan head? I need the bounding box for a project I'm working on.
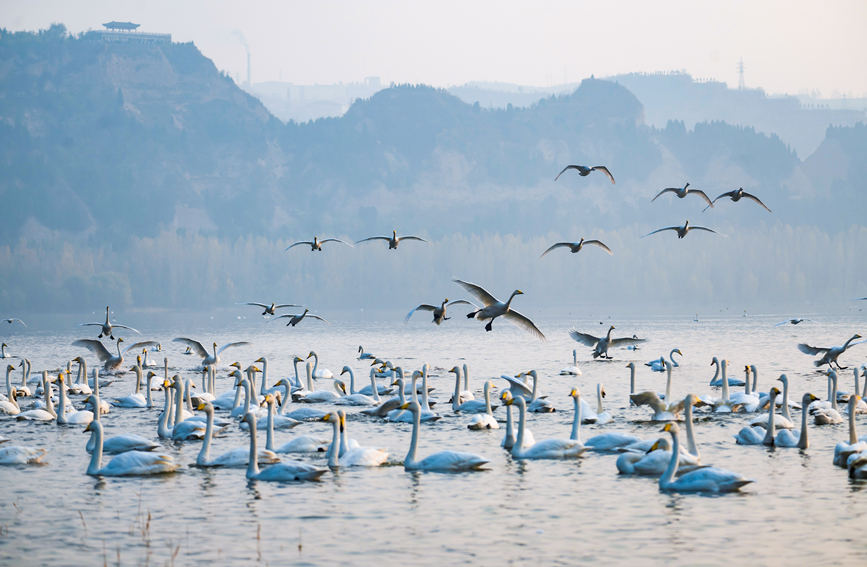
[411,370,423,381]
[241,412,256,427]
[230,361,241,369]
[58,371,65,384]
[6,364,14,372]
[626,362,635,370]
[711,357,719,366]
[661,422,680,434]
[685,394,705,407]
[399,401,421,412]
[370,358,385,366]
[147,371,157,379]
[292,356,304,364]
[599,385,606,398]
[449,366,460,374]
[391,378,401,387]
[569,388,580,398]
[163,380,171,389]
[684,182,690,189]
[674,349,683,356]
[321,412,339,424]
[769,387,780,397]
[340,366,352,376]
[245,366,261,374]
[84,421,100,434]
[306,352,317,360]
[358,346,363,352]
[254,357,265,363]
[335,380,347,394]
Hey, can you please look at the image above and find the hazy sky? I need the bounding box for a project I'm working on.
[3,0,866,96]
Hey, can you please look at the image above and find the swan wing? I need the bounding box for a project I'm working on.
[686,226,723,236]
[500,375,533,397]
[398,236,430,244]
[554,164,583,180]
[609,336,647,347]
[100,451,177,476]
[319,238,354,247]
[540,243,572,258]
[305,315,330,324]
[239,302,268,308]
[121,340,160,355]
[112,324,142,335]
[2,318,26,327]
[568,327,600,346]
[503,310,547,341]
[452,278,498,307]
[641,226,679,238]
[417,450,488,471]
[284,241,313,251]
[670,467,753,492]
[172,338,208,358]
[584,240,614,255]
[591,166,616,184]
[404,304,437,323]
[355,236,390,244]
[216,341,253,355]
[267,314,293,323]
[629,391,666,414]
[254,460,327,481]
[650,188,677,202]
[742,191,772,212]
[798,342,828,356]
[691,189,715,207]
[446,299,478,308]
[274,304,302,309]
[76,322,103,328]
[72,340,113,362]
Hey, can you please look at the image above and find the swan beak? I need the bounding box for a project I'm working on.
[694,399,708,407]
[84,423,93,433]
[649,441,660,452]
[341,368,348,375]
[569,388,578,397]
[399,402,410,410]
[197,402,205,410]
[661,423,673,432]
[676,350,683,355]
[255,357,264,363]
[307,352,314,359]
[252,367,261,373]
[321,413,331,421]
[602,389,607,398]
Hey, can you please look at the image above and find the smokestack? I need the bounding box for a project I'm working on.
[247,52,251,87]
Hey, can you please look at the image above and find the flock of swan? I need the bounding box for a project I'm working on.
[4,314,867,489]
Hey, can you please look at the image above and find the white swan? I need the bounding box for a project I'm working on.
[453,278,546,340]
[500,391,535,449]
[56,372,94,426]
[728,366,761,412]
[832,395,867,467]
[647,349,682,372]
[630,361,684,421]
[195,401,279,467]
[358,346,376,360]
[336,410,389,467]
[242,413,328,481]
[734,387,780,445]
[72,337,160,372]
[658,422,754,493]
[85,420,178,476]
[0,386,19,416]
[157,379,206,441]
[570,388,639,451]
[750,374,795,429]
[400,401,489,471]
[84,394,158,454]
[775,393,819,449]
[520,370,555,413]
[267,394,328,454]
[240,392,300,430]
[0,444,48,465]
[813,370,844,425]
[110,365,148,408]
[335,367,378,406]
[76,306,141,340]
[295,368,344,404]
[708,357,745,387]
[171,338,252,367]
[467,382,500,430]
[231,372,267,419]
[507,396,585,459]
[591,383,612,424]
[448,366,474,405]
[16,359,32,397]
[616,394,703,475]
[452,368,494,413]
[307,351,333,380]
[560,350,582,375]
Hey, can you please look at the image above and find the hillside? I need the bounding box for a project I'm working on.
[0,25,855,247]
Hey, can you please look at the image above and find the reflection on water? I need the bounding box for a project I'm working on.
[1,310,867,565]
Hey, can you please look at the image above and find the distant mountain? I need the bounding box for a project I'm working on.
[609,71,865,158]
[0,25,854,249]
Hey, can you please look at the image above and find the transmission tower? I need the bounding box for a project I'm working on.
[737,58,745,89]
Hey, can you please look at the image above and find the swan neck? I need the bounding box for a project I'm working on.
[406,406,420,467]
[763,392,776,444]
[710,359,720,384]
[629,365,635,394]
[831,374,838,410]
[849,397,858,444]
[596,385,604,414]
[241,378,252,413]
[463,364,470,391]
[145,374,153,407]
[571,395,581,441]
[410,374,419,404]
[685,400,699,458]
[513,399,526,456]
[452,369,462,411]
[339,416,348,457]
[397,377,406,404]
[327,419,340,467]
[504,403,514,448]
[306,364,314,392]
[484,382,492,415]
[133,368,142,394]
[421,369,430,410]
[57,377,67,418]
[87,422,103,475]
[798,396,809,448]
[265,398,275,451]
[246,418,259,477]
[531,372,539,401]
[259,359,268,395]
[197,406,213,465]
[721,362,730,400]
[660,429,680,487]
[369,370,381,402]
[174,381,184,424]
[347,368,356,394]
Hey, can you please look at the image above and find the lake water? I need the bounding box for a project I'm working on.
[1,309,866,566]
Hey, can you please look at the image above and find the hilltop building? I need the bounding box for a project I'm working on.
[94,21,170,44]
